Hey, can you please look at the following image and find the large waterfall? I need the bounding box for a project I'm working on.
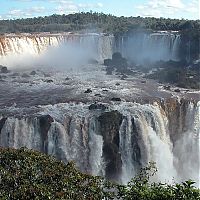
[0,33,115,66]
[116,32,181,63]
[0,99,199,185]
[0,31,198,187]
[0,32,181,66]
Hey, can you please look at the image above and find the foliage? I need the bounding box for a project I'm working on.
[0,147,115,200]
[0,12,199,35]
[0,12,199,62]
[145,61,200,89]
[117,163,200,200]
[0,148,199,200]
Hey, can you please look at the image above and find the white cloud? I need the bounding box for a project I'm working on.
[5,6,46,19]
[3,0,104,19]
[53,1,103,14]
[135,0,199,19]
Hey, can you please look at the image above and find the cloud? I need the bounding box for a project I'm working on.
[135,0,199,19]
[53,1,104,14]
[2,0,104,19]
[5,6,46,19]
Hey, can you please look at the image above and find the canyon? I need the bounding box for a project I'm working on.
[0,31,199,186]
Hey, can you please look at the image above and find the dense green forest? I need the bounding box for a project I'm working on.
[0,12,199,35]
[1,148,199,200]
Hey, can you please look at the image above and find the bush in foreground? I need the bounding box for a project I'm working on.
[0,148,199,199]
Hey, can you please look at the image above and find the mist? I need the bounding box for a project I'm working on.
[0,37,99,72]
[0,32,182,71]
[118,32,181,65]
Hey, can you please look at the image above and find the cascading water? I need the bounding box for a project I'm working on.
[0,32,181,67]
[0,34,115,66]
[0,100,199,186]
[117,102,177,184]
[173,101,200,185]
[88,117,105,176]
[117,32,181,64]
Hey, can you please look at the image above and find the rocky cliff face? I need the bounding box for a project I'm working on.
[98,110,123,181]
[0,99,199,185]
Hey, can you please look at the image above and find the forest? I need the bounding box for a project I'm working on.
[1,148,199,200]
[0,12,199,35]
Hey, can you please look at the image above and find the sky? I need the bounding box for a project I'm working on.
[0,0,199,20]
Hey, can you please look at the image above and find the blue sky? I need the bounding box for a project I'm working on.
[0,0,199,20]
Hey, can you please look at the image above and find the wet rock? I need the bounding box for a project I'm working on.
[11,73,20,77]
[106,66,114,75]
[44,73,51,77]
[0,118,7,134]
[38,115,54,153]
[121,74,128,80]
[160,98,190,144]
[89,103,108,110]
[44,79,53,83]
[65,77,71,81]
[104,52,129,75]
[104,58,112,66]
[174,89,181,93]
[111,97,121,102]
[0,75,7,79]
[115,83,120,86]
[84,88,92,93]
[163,85,171,90]
[98,111,123,181]
[0,66,9,73]
[30,71,37,75]
[22,73,30,78]
[94,94,102,97]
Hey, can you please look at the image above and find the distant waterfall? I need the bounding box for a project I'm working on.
[0,100,199,185]
[0,32,182,67]
[117,32,181,64]
[0,34,115,66]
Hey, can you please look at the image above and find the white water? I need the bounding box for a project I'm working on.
[118,102,177,184]
[0,101,199,186]
[88,118,105,176]
[0,32,181,69]
[173,102,200,187]
[0,34,114,68]
[119,32,181,64]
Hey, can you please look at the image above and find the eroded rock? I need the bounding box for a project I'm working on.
[98,111,123,181]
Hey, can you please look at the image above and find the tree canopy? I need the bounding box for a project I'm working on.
[0,12,199,35]
[0,148,199,200]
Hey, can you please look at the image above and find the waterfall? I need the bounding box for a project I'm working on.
[117,102,176,184]
[119,116,136,184]
[0,32,181,67]
[0,34,115,67]
[88,117,105,176]
[173,102,200,185]
[118,32,181,64]
[172,35,181,61]
[0,100,199,185]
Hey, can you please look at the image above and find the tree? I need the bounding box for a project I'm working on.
[0,148,199,199]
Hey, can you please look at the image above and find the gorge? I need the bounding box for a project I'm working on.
[0,31,199,187]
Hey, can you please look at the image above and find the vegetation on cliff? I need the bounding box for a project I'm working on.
[0,148,199,200]
[145,60,200,89]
